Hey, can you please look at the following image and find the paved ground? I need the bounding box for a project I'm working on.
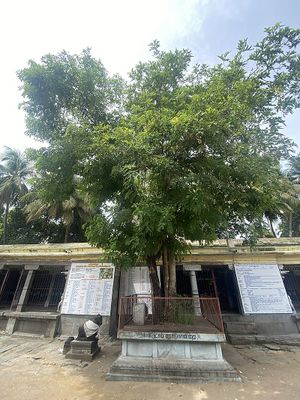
[0,335,300,400]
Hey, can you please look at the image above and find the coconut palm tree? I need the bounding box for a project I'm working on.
[0,147,31,243]
[285,154,300,236]
[25,190,93,243]
[289,154,300,184]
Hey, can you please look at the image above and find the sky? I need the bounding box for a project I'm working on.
[0,0,300,152]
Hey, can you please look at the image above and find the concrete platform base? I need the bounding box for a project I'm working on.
[1,311,60,338]
[108,356,240,383]
[65,340,100,361]
[108,329,240,383]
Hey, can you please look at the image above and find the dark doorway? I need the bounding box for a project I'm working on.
[282,267,300,311]
[196,270,216,297]
[0,269,22,309]
[214,268,240,313]
[176,266,192,296]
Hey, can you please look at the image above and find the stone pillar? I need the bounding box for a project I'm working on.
[189,270,201,316]
[44,273,56,308]
[16,265,39,312]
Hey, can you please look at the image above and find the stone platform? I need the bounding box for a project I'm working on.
[108,326,240,383]
[1,310,59,338]
[65,340,100,361]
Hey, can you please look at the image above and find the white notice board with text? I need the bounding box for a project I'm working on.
[235,264,292,314]
[61,263,115,316]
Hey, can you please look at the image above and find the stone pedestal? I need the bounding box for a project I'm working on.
[66,340,100,361]
[133,303,147,325]
[108,330,240,383]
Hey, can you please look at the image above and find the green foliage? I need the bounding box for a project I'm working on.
[18,49,124,142]
[1,205,65,244]
[280,202,300,237]
[84,26,300,267]
[171,300,195,325]
[0,147,31,205]
[279,153,300,236]
[24,188,93,243]
[17,25,300,268]
[18,50,122,242]
[0,147,32,243]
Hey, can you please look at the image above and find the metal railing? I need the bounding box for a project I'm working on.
[118,295,224,333]
[26,271,66,309]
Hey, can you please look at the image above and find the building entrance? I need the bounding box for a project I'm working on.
[195,267,240,313]
[0,268,23,309]
[282,266,300,311]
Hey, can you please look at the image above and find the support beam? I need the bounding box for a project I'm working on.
[44,273,56,308]
[16,266,38,312]
[189,270,201,316]
[0,270,10,303]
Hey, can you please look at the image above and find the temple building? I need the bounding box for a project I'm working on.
[0,238,300,344]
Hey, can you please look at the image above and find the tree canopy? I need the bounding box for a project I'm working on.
[17,24,300,294]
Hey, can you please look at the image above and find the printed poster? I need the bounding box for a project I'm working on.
[235,264,292,314]
[61,263,115,316]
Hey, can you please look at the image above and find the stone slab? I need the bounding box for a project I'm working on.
[224,321,257,334]
[118,330,226,342]
[228,333,300,345]
[132,303,146,325]
[108,356,240,383]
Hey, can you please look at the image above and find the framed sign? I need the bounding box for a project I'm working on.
[235,264,292,314]
[61,263,115,316]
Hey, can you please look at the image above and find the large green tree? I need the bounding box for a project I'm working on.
[84,26,300,295]
[18,49,124,238]
[18,25,300,296]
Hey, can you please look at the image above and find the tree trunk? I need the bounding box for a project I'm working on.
[288,212,293,237]
[162,244,169,297]
[168,251,177,296]
[3,202,10,244]
[147,255,161,324]
[268,218,277,238]
[64,224,70,243]
[147,255,161,297]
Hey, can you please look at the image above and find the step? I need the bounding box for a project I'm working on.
[222,314,255,323]
[107,371,240,383]
[108,357,241,383]
[224,321,257,335]
[227,334,300,345]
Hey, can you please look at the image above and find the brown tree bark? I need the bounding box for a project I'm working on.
[289,211,293,237]
[147,255,161,297]
[2,202,10,244]
[167,250,177,296]
[147,255,161,324]
[162,244,169,297]
[64,223,72,243]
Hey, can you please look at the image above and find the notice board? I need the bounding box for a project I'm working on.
[235,264,292,314]
[61,263,115,316]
